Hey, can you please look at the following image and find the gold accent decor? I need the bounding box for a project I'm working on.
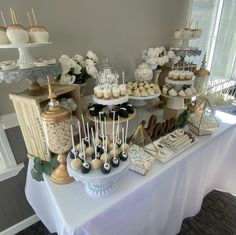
[41,77,73,184]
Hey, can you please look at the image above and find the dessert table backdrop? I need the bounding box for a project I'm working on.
[25,109,236,235]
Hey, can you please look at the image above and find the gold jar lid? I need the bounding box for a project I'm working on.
[41,77,71,123]
[41,105,70,123]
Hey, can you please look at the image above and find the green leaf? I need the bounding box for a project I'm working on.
[43,164,53,175]
[51,157,59,169]
[31,168,44,181]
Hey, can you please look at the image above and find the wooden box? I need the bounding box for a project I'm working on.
[9,83,80,162]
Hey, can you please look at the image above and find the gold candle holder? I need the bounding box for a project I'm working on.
[41,77,73,184]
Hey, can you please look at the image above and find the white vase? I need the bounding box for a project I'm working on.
[153,69,162,85]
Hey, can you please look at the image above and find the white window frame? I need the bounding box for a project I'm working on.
[0,113,24,182]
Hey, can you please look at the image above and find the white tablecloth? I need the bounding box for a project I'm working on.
[25,111,236,235]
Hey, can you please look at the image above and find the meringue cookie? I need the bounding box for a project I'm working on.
[168,88,177,96]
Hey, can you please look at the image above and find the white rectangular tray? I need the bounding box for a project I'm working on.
[153,131,198,163]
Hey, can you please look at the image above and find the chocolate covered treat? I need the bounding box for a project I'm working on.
[89,107,99,117]
[101,163,111,174]
[111,157,120,168]
[109,110,119,120]
[119,151,128,161]
[98,111,107,121]
[69,148,78,159]
[91,152,101,160]
[126,104,134,114]
[118,107,129,118]
[81,162,91,174]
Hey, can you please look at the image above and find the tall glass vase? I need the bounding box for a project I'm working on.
[153,69,162,85]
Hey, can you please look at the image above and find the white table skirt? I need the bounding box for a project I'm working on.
[25,111,236,235]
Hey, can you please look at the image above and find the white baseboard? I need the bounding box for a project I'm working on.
[0,214,39,235]
[0,113,18,130]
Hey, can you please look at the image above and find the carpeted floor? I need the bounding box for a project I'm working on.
[178,190,236,235]
[16,190,236,235]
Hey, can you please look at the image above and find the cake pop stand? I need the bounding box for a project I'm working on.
[129,92,161,107]
[0,42,52,65]
[67,156,130,198]
[0,62,61,95]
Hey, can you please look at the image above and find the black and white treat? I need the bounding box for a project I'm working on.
[111,157,120,168]
[118,107,129,118]
[99,133,106,141]
[119,151,128,161]
[98,111,107,121]
[101,163,111,174]
[83,137,90,147]
[89,107,99,117]
[91,152,101,160]
[69,148,78,159]
[109,110,119,120]
[78,152,85,162]
[81,162,91,174]
[96,143,103,153]
[126,104,134,114]
[116,139,122,148]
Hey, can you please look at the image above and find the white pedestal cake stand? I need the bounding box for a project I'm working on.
[67,156,130,198]
[0,42,52,65]
[93,95,129,108]
[129,92,161,106]
[161,93,196,110]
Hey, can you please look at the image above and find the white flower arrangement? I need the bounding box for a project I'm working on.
[142,46,180,70]
[58,51,98,85]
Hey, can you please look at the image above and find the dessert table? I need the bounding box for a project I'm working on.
[25,110,236,235]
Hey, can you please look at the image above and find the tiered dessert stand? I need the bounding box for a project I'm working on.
[0,42,61,95]
[162,76,198,119]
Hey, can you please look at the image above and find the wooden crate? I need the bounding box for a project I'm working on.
[9,83,79,162]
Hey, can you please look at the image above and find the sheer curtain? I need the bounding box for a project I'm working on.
[190,0,236,80]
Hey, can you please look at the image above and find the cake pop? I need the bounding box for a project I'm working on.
[90,127,102,169]
[119,127,128,161]
[115,117,122,147]
[27,9,49,43]
[81,140,91,174]
[101,136,111,174]
[7,8,29,44]
[110,114,120,167]
[121,120,130,151]
[71,158,82,170]
[69,124,79,159]
[0,11,10,44]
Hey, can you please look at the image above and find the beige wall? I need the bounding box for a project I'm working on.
[0,0,189,115]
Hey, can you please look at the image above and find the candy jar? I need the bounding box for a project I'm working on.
[41,78,73,184]
[194,53,210,95]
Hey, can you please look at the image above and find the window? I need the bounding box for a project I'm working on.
[0,114,24,181]
[190,0,236,80]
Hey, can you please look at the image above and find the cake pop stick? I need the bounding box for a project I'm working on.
[9,8,15,24]
[122,128,125,152]
[12,9,18,24]
[125,120,129,144]
[77,120,82,145]
[116,116,120,140]
[119,127,128,161]
[70,125,76,151]
[1,11,7,27]
[81,115,87,138]
[31,8,38,25]
[69,124,78,159]
[86,122,90,147]
[27,11,32,26]
[91,128,97,156]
